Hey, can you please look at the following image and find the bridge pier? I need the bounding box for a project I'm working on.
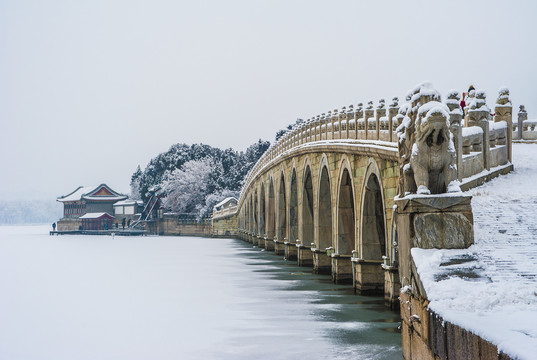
[257,236,265,248]
[330,254,353,284]
[274,237,285,255]
[383,265,400,310]
[395,194,474,359]
[296,241,313,267]
[264,237,274,251]
[311,248,331,274]
[351,258,384,295]
[284,239,298,261]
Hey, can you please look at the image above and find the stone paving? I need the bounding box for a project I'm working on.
[470,143,537,285]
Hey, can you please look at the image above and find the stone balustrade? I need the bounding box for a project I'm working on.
[239,87,513,208]
[513,105,537,141]
[212,205,238,220]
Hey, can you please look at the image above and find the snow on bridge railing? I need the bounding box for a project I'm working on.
[514,105,537,141]
[238,86,514,208]
[239,97,403,205]
[212,205,238,219]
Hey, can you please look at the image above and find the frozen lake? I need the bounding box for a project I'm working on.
[0,225,401,360]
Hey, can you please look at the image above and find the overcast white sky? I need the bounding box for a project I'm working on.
[1,0,536,201]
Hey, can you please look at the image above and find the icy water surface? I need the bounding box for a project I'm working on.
[0,226,401,360]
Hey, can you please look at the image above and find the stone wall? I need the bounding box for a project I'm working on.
[57,218,82,231]
[400,289,513,360]
[144,218,211,236]
[212,213,238,237]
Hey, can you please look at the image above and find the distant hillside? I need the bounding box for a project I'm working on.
[0,200,63,225]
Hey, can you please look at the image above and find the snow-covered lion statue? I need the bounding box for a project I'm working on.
[398,82,461,195]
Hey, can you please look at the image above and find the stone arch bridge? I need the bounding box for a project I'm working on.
[212,87,513,309]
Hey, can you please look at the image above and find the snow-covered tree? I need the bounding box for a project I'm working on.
[130,165,142,200]
[131,140,270,220]
[196,189,240,220]
[161,158,214,213]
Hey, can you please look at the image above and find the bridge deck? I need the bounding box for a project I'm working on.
[410,143,537,360]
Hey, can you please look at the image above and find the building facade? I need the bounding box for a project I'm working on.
[56,184,127,230]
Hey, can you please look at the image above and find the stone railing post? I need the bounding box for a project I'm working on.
[364,101,374,140]
[346,105,354,139]
[494,88,513,163]
[311,116,317,141]
[331,109,338,140]
[324,111,331,140]
[388,97,399,143]
[468,90,491,171]
[339,106,346,139]
[317,115,322,141]
[309,120,312,143]
[355,103,363,140]
[517,105,527,140]
[482,120,491,171]
[446,90,463,181]
[376,99,386,141]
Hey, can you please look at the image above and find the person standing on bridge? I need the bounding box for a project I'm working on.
[461,85,475,114]
[52,222,56,231]
[460,95,466,113]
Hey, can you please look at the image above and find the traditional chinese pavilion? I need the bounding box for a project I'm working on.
[57,184,127,230]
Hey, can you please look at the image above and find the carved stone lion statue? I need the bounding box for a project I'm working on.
[409,104,459,194]
[398,83,461,195]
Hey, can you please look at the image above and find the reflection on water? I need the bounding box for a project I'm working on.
[216,238,402,360]
[0,226,401,360]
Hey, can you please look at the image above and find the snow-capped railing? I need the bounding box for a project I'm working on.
[514,105,537,141]
[238,87,514,209]
[212,205,238,219]
[239,97,403,206]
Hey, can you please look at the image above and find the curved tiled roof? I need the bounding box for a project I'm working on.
[57,184,127,203]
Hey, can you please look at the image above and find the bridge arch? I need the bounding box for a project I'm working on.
[336,156,356,255]
[246,195,249,232]
[359,158,387,261]
[260,182,266,236]
[254,189,258,235]
[250,193,255,234]
[277,167,287,241]
[289,167,298,242]
[316,154,333,250]
[302,160,314,246]
[267,175,276,239]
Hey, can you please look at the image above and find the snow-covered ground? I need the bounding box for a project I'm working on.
[412,143,537,360]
